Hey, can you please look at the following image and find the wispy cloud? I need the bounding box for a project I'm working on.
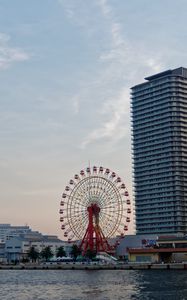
[59,0,163,149]
[98,0,112,17]
[80,0,163,148]
[72,95,80,115]
[0,33,30,70]
[58,0,74,18]
[81,88,130,148]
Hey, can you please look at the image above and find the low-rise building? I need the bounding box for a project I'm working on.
[127,235,187,263]
[5,233,69,263]
[0,224,32,243]
[115,234,158,260]
[0,223,70,263]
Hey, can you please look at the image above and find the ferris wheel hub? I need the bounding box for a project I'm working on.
[87,203,100,213]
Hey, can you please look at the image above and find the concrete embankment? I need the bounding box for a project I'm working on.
[0,263,187,270]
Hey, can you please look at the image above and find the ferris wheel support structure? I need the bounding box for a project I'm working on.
[80,203,111,255]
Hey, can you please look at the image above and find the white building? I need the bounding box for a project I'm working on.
[0,224,70,263]
[0,224,32,243]
[5,233,69,263]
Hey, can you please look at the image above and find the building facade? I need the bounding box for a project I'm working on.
[0,224,71,263]
[128,235,187,263]
[131,67,187,234]
[116,234,157,260]
[0,224,32,243]
[5,234,68,263]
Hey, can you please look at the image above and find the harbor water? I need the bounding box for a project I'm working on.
[0,269,187,300]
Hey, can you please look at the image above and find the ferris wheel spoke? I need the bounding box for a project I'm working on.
[70,219,87,237]
[100,206,119,210]
[63,213,86,219]
[69,192,89,205]
[103,188,121,202]
[72,205,87,211]
[71,217,88,228]
[67,202,87,212]
[75,191,90,205]
[68,219,85,233]
[100,215,117,226]
[71,196,88,207]
[70,213,88,223]
[103,178,117,194]
[68,212,87,219]
[100,210,121,218]
[100,208,124,214]
[70,203,88,211]
[101,214,121,228]
[99,189,120,208]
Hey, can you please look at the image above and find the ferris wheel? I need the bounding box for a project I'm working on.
[59,166,131,254]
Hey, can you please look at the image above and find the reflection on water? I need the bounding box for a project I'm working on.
[0,269,186,300]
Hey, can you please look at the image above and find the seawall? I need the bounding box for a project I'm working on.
[0,263,187,270]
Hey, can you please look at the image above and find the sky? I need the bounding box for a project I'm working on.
[1,0,187,239]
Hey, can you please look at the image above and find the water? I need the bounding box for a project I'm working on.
[0,269,187,300]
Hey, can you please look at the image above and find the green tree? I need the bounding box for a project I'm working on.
[56,246,66,258]
[27,246,40,263]
[70,244,81,261]
[85,249,96,260]
[40,246,53,262]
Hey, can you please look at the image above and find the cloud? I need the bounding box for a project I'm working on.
[98,0,112,17]
[146,58,163,73]
[0,33,30,70]
[80,0,163,148]
[57,0,76,20]
[59,0,164,149]
[81,88,130,148]
[72,95,80,115]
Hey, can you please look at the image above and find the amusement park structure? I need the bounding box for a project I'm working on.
[59,166,131,255]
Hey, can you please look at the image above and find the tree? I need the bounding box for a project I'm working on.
[70,244,81,261]
[40,246,53,262]
[85,249,96,260]
[56,246,66,258]
[27,246,40,263]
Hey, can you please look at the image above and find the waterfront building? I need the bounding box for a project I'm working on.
[5,233,68,263]
[0,224,32,243]
[128,235,187,263]
[0,224,70,263]
[131,67,187,234]
[116,234,157,260]
[0,243,5,262]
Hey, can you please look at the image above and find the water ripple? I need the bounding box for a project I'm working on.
[0,269,186,300]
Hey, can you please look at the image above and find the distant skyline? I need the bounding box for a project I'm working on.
[1,0,187,238]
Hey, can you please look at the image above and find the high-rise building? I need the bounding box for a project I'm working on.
[131,67,187,234]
